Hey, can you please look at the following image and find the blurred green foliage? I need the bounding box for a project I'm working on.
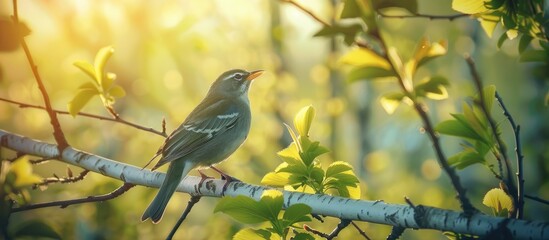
[0,0,547,239]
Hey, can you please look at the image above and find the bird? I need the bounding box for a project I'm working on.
[141,69,263,223]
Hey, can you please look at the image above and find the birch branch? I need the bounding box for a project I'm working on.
[1,129,547,239]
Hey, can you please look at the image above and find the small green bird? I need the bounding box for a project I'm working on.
[141,69,263,223]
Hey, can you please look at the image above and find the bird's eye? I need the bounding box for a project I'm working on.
[234,73,243,80]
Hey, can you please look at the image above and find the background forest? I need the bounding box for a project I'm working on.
[0,0,548,239]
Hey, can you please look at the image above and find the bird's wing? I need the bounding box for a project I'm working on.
[152,97,240,169]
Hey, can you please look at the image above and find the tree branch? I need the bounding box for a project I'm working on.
[1,129,547,238]
[12,183,135,212]
[464,56,518,217]
[167,196,201,240]
[11,0,69,151]
[495,91,525,218]
[376,12,469,21]
[0,97,167,137]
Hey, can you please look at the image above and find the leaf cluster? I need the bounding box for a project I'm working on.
[214,190,313,240]
[435,86,498,170]
[69,46,126,117]
[0,156,61,239]
[261,106,361,199]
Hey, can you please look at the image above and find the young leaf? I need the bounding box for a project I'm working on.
[452,0,488,14]
[109,84,126,98]
[414,38,448,69]
[261,172,291,186]
[214,196,270,224]
[94,46,114,87]
[9,156,42,188]
[67,87,99,117]
[325,161,353,178]
[478,14,500,38]
[277,143,303,165]
[282,204,312,224]
[379,92,405,114]
[497,32,508,49]
[294,105,315,137]
[346,66,396,82]
[339,48,391,69]
[415,76,450,100]
[480,85,496,111]
[448,150,486,169]
[483,188,513,216]
[518,34,533,53]
[435,119,483,141]
[341,0,362,19]
[73,61,97,83]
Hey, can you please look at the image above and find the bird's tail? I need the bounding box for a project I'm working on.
[141,160,192,223]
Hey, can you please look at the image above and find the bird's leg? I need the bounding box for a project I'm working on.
[210,166,241,195]
[196,170,213,194]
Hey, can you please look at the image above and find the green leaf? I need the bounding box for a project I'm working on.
[67,86,99,117]
[260,190,284,221]
[94,46,114,88]
[283,204,312,224]
[277,143,303,165]
[329,173,360,186]
[497,32,508,49]
[283,123,301,152]
[413,38,448,69]
[478,14,500,38]
[294,105,315,137]
[102,72,117,91]
[339,48,391,69]
[346,66,396,82]
[313,24,362,45]
[452,0,488,14]
[214,196,270,224]
[519,50,547,62]
[9,156,42,188]
[310,166,325,185]
[233,228,275,240]
[415,76,450,100]
[261,172,291,186]
[299,137,329,166]
[73,61,97,83]
[373,0,417,14]
[325,161,353,178]
[481,85,496,111]
[109,84,126,98]
[448,149,486,169]
[10,220,61,239]
[518,34,533,53]
[435,119,483,141]
[379,92,405,114]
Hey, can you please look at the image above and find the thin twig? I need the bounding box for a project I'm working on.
[495,92,525,219]
[11,183,135,212]
[351,222,371,240]
[166,196,201,240]
[0,97,167,137]
[377,11,469,21]
[281,0,330,26]
[304,219,352,239]
[464,56,517,217]
[35,169,90,187]
[29,157,54,165]
[378,39,476,214]
[12,0,69,151]
[525,194,549,205]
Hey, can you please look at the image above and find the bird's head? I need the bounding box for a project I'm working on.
[208,69,263,99]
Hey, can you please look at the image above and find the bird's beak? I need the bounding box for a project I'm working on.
[246,70,264,81]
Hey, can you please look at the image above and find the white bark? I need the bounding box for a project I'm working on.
[1,129,547,239]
